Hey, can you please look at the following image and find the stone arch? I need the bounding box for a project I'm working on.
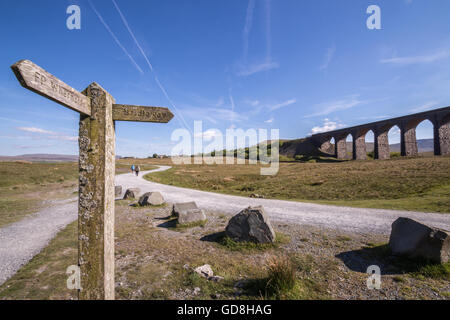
[413,119,434,156]
[315,135,334,155]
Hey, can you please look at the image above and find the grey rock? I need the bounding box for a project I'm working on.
[209,275,224,282]
[123,188,140,199]
[138,192,165,206]
[172,201,199,217]
[194,264,214,278]
[178,208,207,225]
[225,206,276,244]
[115,186,122,197]
[389,217,450,263]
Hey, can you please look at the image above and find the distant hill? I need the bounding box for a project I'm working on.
[0,154,78,162]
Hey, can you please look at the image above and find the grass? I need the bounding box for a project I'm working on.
[0,221,78,300]
[0,162,79,228]
[0,161,158,228]
[144,156,450,213]
[218,233,290,252]
[244,255,327,300]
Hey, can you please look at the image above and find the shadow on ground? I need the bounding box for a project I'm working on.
[336,244,445,275]
[200,231,226,243]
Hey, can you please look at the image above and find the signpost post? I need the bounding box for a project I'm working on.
[11,59,174,300]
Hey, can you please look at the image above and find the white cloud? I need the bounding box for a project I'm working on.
[380,50,449,65]
[245,99,260,107]
[319,44,336,70]
[16,127,77,142]
[17,127,55,135]
[269,98,297,111]
[305,95,365,118]
[194,129,222,141]
[264,118,274,123]
[237,61,279,76]
[309,119,346,135]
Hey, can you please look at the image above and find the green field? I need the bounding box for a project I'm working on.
[144,156,450,213]
[0,161,157,228]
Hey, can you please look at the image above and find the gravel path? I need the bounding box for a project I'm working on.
[118,166,450,236]
[1,165,449,286]
[0,198,77,286]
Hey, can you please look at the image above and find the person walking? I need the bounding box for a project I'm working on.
[131,164,135,174]
[135,165,140,176]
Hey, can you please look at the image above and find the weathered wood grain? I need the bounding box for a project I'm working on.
[11,60,91,116]
[112,104,174,123]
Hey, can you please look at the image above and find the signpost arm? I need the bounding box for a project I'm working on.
[78,82,115,300]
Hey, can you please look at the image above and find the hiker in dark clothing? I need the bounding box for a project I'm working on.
[135,165,140,176]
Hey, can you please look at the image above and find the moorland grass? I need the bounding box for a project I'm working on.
[144,156,450,213]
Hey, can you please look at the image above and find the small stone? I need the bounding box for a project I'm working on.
[138,191,165,206]
[183,264,190,270]
[123,188,140,199]
[194,264,214,278]
[208,275,224,282]
[193,287,201,295]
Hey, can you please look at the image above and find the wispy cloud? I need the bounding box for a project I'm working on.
[319,44,336,70]
[237,0,278,76]
[264,117,274,124]
[410,101,440,113]
[269,99,297,111]
[88,0,143,74]
[309,119,346,135]
[305,95,365,118]
[16,127,77,141]
[237,61,279,76]
[380,50,450,65]
[242,0,255,63]
[110,0,191,133]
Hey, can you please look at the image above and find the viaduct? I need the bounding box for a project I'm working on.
[310,106,450,160]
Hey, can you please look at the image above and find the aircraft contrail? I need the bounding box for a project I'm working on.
[88,0,144,74]
[111,0,192,133]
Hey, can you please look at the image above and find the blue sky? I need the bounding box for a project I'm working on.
[1,0,450,157]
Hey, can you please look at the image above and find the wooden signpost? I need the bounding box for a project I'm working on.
[11,59,174,300]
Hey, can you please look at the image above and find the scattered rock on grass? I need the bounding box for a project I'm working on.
[123,188,140,199]
[194,264,214,278]
[389,217,450,263]
[138,191,165,206]
[172,202,199,217]
[225,206,276,244]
